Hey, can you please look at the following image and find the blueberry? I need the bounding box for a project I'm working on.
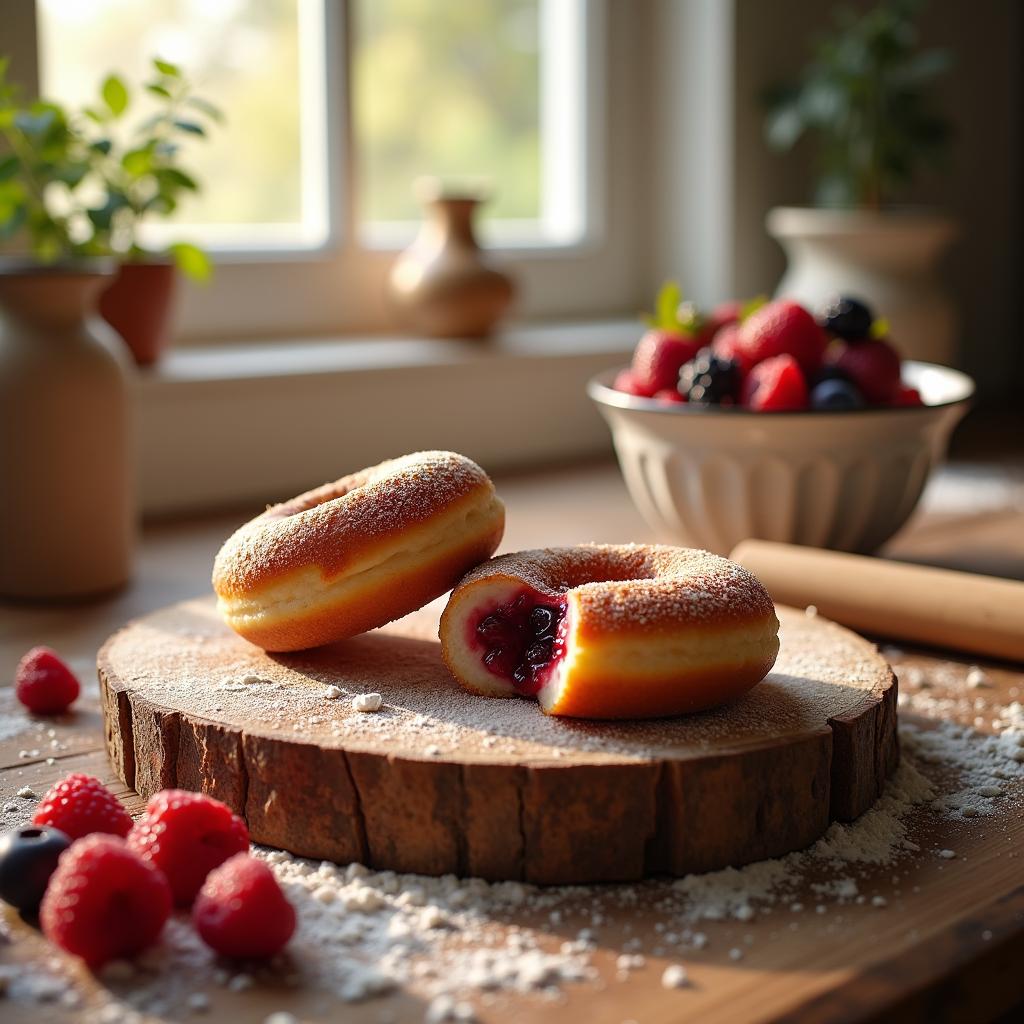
[679,348,741,405]
[529,605,557,637]
[819,296,873,342]
[811,378,866,411]
[0,826,71,914]
[524,641,552,667]
[476,614,509,644]
[512,664,531,686]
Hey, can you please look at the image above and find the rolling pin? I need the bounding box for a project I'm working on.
[730,540,1024,663]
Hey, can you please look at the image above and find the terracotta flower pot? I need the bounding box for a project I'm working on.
[388,182,515,339]
[99,261,178,366]
[0,262,135,599]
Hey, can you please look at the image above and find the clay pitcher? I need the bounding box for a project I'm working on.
[388,182,515,338]
[0,263,135,599]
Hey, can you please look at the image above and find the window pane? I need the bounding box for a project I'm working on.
[36,0,329,250]
[354,0,587,246]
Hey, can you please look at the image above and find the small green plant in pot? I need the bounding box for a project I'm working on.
[0,57,222,364]
[759,0,958,366]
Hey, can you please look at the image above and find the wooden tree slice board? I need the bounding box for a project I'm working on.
[98,598,897,885]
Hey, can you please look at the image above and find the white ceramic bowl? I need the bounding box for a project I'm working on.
[588,361,974,555]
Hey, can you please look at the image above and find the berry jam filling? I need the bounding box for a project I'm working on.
[473,593,567,696]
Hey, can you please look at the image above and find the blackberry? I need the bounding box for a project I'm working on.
[819,296,873,342]
[678,349,741,405]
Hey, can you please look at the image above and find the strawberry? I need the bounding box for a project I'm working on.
[890,383,924,407]
[826,338,902,405]
[696,300,742,346]
[737,300,826,374]
[631,329,701,394]
[653,388,685,404]
[613,369,655,398]
[741,354,808,412]
[710,324,754,375]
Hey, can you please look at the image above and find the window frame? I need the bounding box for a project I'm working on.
[17,0,646,341]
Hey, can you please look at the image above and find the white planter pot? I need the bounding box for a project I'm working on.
[767,207,957,366]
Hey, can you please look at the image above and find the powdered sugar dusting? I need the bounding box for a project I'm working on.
[102,600,887,764]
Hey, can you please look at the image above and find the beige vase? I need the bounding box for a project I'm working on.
[388,184,515,338]
[0,264,135,599]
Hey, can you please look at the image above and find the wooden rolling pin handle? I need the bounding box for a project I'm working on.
[730,540,1024,663]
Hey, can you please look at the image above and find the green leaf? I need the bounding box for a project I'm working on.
[146,83,173,100]
[173,119,205,137]
[90,138,113,156]
[0,154,18,181]
[169,241,212,282]
[14,109,56,138]
[185,96,224,122]
[656,282,682,330]
[155,166,198,192]
[102,74,129,117]
[0,203,27,240]
[122,147,154,176]
[55,161,90,188]
[153,58,181,77]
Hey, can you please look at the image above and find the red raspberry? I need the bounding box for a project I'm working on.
[33,773,133,840]
[710,324,754,375]
[737,300,826,374]
[40,835,171,968]
[15,647,80,715]
[193,853,295,959]
[741,354,808,412]
[697,300,742,345]
[612,368,655,398]
[653,388,685,404]
[826,338,902,404]
[631,329,700,394]
[128,790,249,906]
[890,383,924,407]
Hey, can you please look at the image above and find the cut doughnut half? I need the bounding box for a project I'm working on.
[440,546,781,720]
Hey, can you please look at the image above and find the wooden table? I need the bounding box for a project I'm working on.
[2,437,1023,1023]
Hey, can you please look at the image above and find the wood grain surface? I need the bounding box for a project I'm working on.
[1,453,1023,1023]
[98,599,896,884]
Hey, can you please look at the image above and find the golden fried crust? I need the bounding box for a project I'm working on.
[213,451,505,651]
[440,544,780,719]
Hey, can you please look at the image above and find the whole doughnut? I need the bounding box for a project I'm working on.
[440,544,779,719]
[214,451,505,651]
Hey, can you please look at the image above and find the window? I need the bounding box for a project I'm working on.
[36,0,331,251]
[14,0,639,339]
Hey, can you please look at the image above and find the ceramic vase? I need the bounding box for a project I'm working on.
[99,261,177,367]
[767,207,957,366]
[0,263,135,599]
[388,182,515,338]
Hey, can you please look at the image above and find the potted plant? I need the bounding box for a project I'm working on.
[0,57,217,597]
[0,57,219,365]
[762,0,956,365]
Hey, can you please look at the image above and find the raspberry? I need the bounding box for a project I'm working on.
[40,835,171,968]
[193,853,296,959]
[631,329,700,394]
[737,299,826,374]
[15,647,80,715]
[891,383,924,407]
[710,324,754,375]
[741,354,808,412]
[612,368,655,398]
[33,774,133,841]
[128,790,249,906]
[653,388,685,404]
[826,338,902,404]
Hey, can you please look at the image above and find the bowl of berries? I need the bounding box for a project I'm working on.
[589,287,973,555]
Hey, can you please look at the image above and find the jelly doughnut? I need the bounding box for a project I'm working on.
[214,452,505,651]
[439,544,779,719]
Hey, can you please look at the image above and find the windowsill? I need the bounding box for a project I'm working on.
[134,318,637,517]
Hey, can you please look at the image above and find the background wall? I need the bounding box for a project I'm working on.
[728,0,1023,408]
